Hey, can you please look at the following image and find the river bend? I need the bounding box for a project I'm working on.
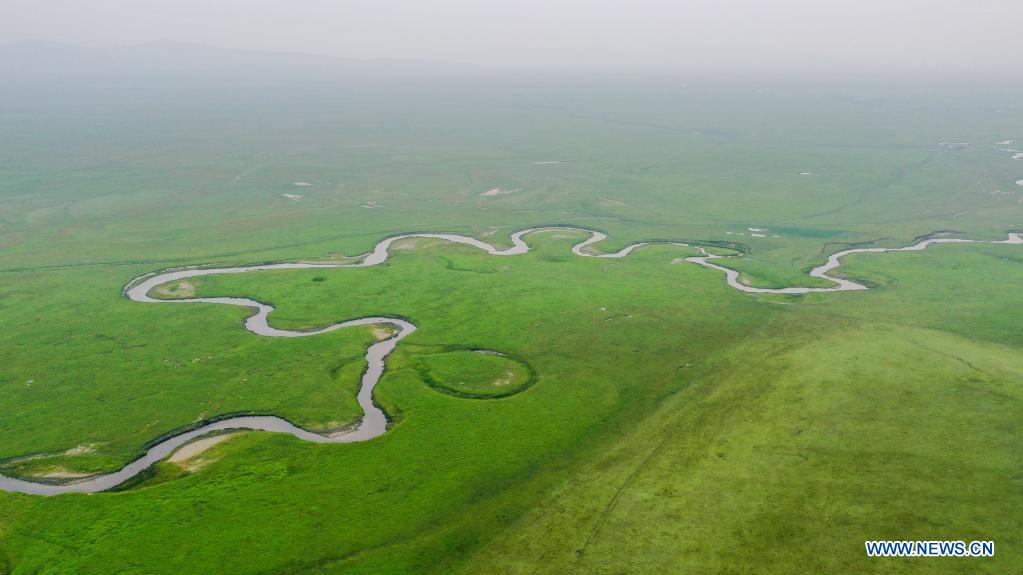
[2,227,1020,495]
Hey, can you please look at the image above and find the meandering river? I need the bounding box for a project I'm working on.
[2,227,1020,495]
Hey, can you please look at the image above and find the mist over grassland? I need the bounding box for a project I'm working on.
[3,41,1021,275]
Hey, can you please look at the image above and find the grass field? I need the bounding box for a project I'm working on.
[1,69,1021,573]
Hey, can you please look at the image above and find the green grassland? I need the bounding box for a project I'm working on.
[1,75,1021,573]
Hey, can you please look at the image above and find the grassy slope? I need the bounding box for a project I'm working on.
[454,244,1023,574]
[457,323,1023,574]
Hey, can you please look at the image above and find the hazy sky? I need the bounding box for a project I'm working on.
[4,0,1022,73]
